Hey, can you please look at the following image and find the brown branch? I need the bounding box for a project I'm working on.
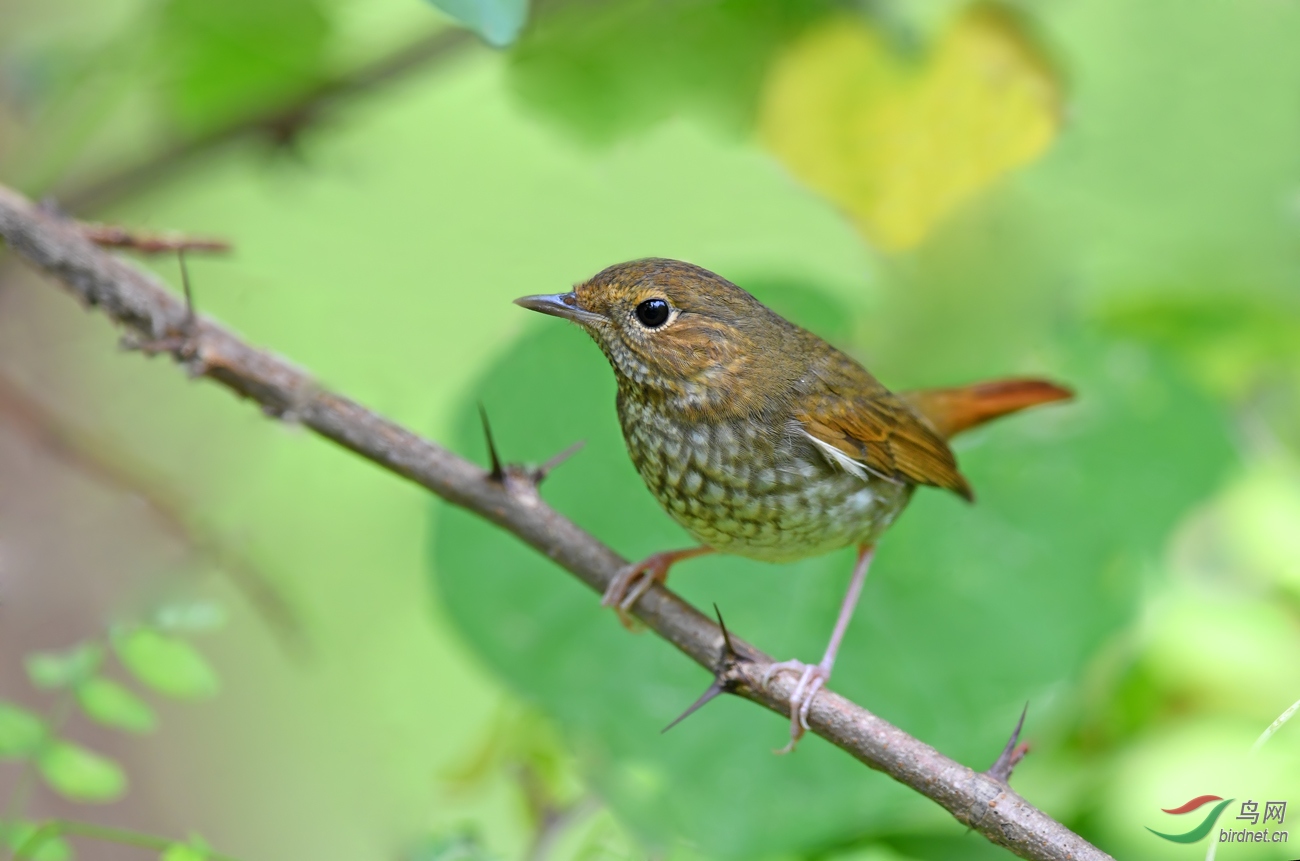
[79,222,231,255]
[0,183,1114,861]
[53,28,477,214]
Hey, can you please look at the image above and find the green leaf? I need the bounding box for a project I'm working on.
[0,703,45,759]
[1098,291,1300,417]
[159,841,208,861]
[508,0,834,144]
[76,678,157,734]
[3,823,72,861]
[430,277,1233,856]
[157,0,332,133]
[425,0,528,48]
[25,644,104,689]
[113,628,219,700]
[407,829,499,861]
[152,602,227,634]
[37,741,126,802]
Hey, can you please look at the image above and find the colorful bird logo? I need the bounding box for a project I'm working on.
[1148,795,1236,843]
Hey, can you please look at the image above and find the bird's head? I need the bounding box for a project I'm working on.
[515,258,796,410]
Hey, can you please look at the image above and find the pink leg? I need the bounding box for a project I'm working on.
[602,546,714,629]
[762,544,875,752]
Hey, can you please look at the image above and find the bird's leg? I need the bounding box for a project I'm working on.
[762,543,875,753]
[602,546,714,629]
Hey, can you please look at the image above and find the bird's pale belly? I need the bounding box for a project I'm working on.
[619,398,914,562]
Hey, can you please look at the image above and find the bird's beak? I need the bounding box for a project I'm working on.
[513,291,606,326]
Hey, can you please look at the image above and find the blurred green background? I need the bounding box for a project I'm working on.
[2,0,1299,859]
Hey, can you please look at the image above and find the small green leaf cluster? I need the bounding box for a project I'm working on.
[158,834,214,861]
[1,603,225,861]
[0,822,70,861]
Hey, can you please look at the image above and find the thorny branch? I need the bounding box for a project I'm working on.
[0,184,1114,861]
[0,224,302,650]
[79,222,231,255]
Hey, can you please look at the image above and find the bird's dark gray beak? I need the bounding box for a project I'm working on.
[513,291,606,326]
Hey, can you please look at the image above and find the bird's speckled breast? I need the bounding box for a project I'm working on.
[617,392,913,562]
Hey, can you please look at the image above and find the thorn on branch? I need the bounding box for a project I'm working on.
[179,250,197,330]
[479,403,505,482]
[80,222,231,255]
[663,604,746,733]
[121,251,206,375]
[985,702,1030,783]
[38,196,71,219]
[535,439,585,482]
[262,105,320,152]
[478,405,585,495]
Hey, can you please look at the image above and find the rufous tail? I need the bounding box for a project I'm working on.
[901,379,1072,440]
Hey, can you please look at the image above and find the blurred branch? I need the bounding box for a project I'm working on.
[517,764,599,861]
[528,800,600,861]
[53,27,478,214]
[0,183,1114,861]
[0,368,305,656]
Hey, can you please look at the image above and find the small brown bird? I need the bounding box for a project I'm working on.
[516,258,1070,750]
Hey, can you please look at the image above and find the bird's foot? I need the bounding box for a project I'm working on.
[761,658,831,754]
[601,547,713,629]
[601,551,676,629]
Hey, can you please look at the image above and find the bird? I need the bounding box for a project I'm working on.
[515,258,1071,751]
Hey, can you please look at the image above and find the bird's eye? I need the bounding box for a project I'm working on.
[634,298,671,329]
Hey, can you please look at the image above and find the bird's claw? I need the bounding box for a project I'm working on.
[601,554,670,629]
[762,658,831,753]
[601,547,713,630]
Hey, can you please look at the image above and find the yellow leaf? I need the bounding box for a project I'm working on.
[760,6,1060,251]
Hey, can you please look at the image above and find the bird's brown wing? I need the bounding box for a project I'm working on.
[793,358,973,501]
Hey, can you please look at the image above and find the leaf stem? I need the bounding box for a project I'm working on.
[2,688,78,840]
[1251,695,1300,753]
[13,820,241,861]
